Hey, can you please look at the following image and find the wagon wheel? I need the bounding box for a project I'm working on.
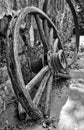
[42,0,79,66]
[6,6,70,121]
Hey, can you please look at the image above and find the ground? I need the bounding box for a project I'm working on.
[0,36,84,130]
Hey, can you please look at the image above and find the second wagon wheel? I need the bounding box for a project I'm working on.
[6,6,75,121]
[42,0,79,66]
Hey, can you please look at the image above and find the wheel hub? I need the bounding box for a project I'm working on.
[47,49,67,74]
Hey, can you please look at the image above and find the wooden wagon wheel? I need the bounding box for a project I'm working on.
[6,6,70,121]
[42,0,79,66]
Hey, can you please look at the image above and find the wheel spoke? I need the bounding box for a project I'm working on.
[33,71,51,107]
[29,23,34,48]
[26,66,49,92]
[34,14,48,55]
[44,74,53,117]
[53,38,59,53]
[49,28,54,48]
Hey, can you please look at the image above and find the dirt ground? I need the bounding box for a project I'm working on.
[0,36,84,130]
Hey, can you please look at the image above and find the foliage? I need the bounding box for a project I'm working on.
[75,0,84,34]
[0,0,75,41]
[47,0,74,43]
[0,0,13,18]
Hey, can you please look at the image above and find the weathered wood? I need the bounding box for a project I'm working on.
[43,0,50,48]
[6,5,78,120]
[26,66,49,92]
[43,0,79,67]
[33,71,50,107]
[13,6,64,51]
[35,14,48,55]
[44,74,53,116]
[49,28,54,49]
[53,38,59,53]
[54,50,66,72]
[52,50,68,74]
[57,72,70,79]
[18,102,26,120]
[7,6,61,120]
[6,12,43,120]
[18,66,49,120]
